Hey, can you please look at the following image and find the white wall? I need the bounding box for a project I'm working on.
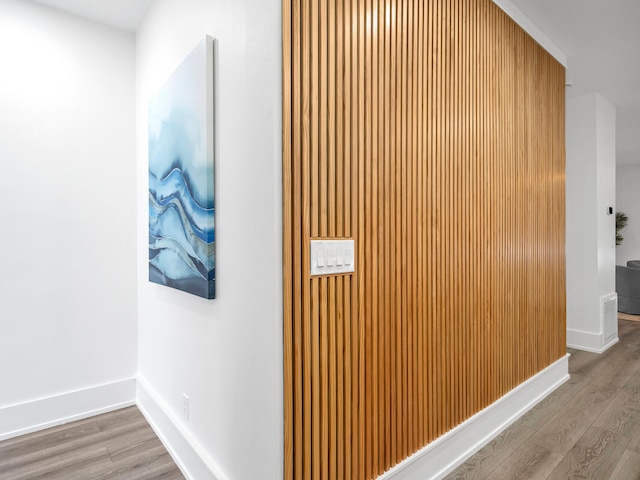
[566,92,617,352]
[566,95,599,342]
[616,164,640,264]
[136,1,283,479]
[596,97,617,298]
[0,0,137,435]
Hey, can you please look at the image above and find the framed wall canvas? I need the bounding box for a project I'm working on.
[148,36,215,299]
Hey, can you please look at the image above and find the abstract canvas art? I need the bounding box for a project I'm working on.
[148,36,215,299]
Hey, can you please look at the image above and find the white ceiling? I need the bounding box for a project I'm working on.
[31,0,640,165]
[512,0,640,166]
[33,0,152,32]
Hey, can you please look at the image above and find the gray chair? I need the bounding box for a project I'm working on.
[627,260,640,269]
[617,262,640,314]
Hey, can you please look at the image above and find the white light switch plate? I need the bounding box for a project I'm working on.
[310,239,355,276]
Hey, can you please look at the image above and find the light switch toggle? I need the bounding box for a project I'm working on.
[310,239,355,276]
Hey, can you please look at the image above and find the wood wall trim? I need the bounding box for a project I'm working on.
[284,1,566,479]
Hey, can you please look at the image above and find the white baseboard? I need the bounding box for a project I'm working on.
[136,375,228,480]
[379,354,570,480]
[567,328,619,353]
[0,378,136,441]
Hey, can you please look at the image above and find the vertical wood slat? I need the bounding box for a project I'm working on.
[376,1,386,473]
[284,1,567,479]
[383,0,393,468]
[282,0,293,476]
[389,0,399,465]
[333,1,345,478]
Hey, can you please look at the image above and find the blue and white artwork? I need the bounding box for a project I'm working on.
[149,36,215,299]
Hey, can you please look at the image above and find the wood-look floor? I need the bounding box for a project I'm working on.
[446,318,640,480]
[0,406,184,480]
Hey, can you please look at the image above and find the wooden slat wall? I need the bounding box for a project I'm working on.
[283,1,566,479]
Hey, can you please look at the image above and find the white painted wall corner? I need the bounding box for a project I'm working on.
[136,376,228,480]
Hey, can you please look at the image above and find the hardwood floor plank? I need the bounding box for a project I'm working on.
[486,440,563,480]
[449,320,640,479]
[0,420,101,460]
[97,406,147,431]
[581,344,640,389]
[443,423,536,480]
[0,407,184,480]
[613,360,640,390]
[566,348,598,374]
[547,426,629,480]
[0,409,156,474]
[618,319,640,341]
[516,373,588,431]
[528,382,617,455]
[623,392,640,455]
[0,423,100,472]
[624,367,640,389]
[121,461,185,480]
[2,446,113,480]
[99,446,176,480]
[106,426,160,460]
[592,387,640,438]
[609,449,640,480]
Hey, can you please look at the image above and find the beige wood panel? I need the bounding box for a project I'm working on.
[284,1,566,479]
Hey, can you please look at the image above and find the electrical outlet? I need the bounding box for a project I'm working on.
[182,394,190,421]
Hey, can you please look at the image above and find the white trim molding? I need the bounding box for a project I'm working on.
[0,378,136,441]
[378,354,570,480]
[567,328,619,354]
[136,376,228,480]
